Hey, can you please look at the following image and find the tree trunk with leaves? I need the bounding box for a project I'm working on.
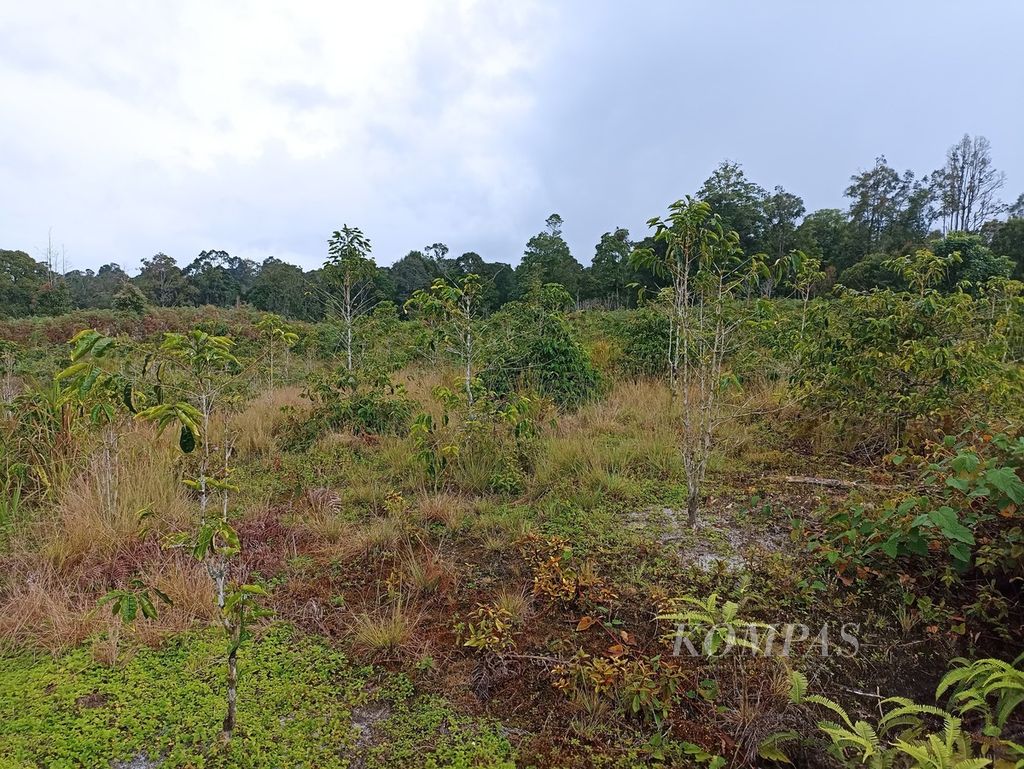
[631,198,764,527]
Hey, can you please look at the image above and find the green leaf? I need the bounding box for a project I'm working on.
[92,337,115,358]
[945,476,970,493]
[950,451,980,474]
[122,382,136,413]
[789,671,808,704]
[122,594,138,622]
[928,507,975,545]
[984,467,1024,504]
[139,594,157,620]
[948,541,972,564]
[179,424,196,453]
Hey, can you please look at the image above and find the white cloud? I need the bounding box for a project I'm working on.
[0,1,555,269]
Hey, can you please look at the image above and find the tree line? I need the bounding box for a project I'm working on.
[3,132,1023,321]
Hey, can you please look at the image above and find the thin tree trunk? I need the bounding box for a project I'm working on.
[222,645,237,739]
[686,484,699,527]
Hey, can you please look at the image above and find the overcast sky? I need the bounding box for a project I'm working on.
[2,1,1022,273]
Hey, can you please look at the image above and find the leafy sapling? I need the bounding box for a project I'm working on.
[631,197,767,526]
[405,273,483,403]
[325,225,377,372]
[256,313,298,388]
[95,578,172,666]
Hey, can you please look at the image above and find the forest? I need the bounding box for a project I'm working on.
[3,134,1024,324]
[0,131,1023,769]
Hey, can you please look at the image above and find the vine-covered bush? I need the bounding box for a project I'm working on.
[482,284,600,409]
[796,289,1023,453]
[283,368,413,450]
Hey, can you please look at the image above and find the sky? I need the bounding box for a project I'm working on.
[2,1,1022,274]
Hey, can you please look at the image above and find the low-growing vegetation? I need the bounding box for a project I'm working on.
[2,189,1023,768]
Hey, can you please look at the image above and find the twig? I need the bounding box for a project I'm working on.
[773,475,890,490]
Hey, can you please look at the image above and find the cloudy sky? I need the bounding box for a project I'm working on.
[2,1,1022,273]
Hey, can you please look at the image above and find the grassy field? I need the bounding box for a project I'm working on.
[1,295,1022,768]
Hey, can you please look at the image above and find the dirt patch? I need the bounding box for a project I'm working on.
[111,754,161,769]
[348,700,392,768]
[76,692,109,709]
[627,498,790,572]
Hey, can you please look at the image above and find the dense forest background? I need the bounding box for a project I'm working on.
[4,133,1023,321]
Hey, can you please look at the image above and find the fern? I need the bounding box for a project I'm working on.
[805,694,953,769]
[937,655,1024,731]
[894,716,991,769]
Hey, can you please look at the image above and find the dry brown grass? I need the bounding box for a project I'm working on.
[134,556,216,645]
[374,436,423,490]
[414,493,471,529]
[393,365,447,416]
[325,514,410,560]
[402,544,449,594]
[0,568,98,655]
[531,380,679,497]
[493,587,532,625]
[556,378,672,438]
[0,552,215,655]
[228,386,307,457]
[39,426,191,570]
[351,596,418,656]
[529,377,787,495]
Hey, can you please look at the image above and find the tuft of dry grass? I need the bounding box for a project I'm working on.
[327,515,410,560]
[134,556,216,645]
[0,553,215,655]
[0,569,97,655]
[393,366,446,417]
[228,386,307,457]
[414,493,470,529]
[40,426,191,570]
[493,587,532,625]
[527,379,683,498]
[471,505,534,553]
[403,545,448,594]
[351,597,417,656]
[374,436,423,490]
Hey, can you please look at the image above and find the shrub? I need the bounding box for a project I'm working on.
[284,369,413,450]
[482,284,600,409]
[797,289,1023,454]
[816,426,1024,577]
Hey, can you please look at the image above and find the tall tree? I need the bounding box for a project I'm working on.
[248,257,319,319]
[184,250,242,307]
[589,228,634,307]
[760,186,805,260]
[0,249,46,318]
[135,253,189,307]
[989,218,1024,279]
[516,213,584,299]
[325,225,376,371]
[65,263,129,309]
[933,134,1006,233]
[390,250,436,304]
[845,156,931,258]
[795,208,853,273]
[697,161,768,253]
[1007,193,1024,220]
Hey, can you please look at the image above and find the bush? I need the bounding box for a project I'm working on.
[482,284,600,409]
[283,369,413,450]
[816,426,1024,581]
[796,288,1022,453]
[620,306,668,378]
